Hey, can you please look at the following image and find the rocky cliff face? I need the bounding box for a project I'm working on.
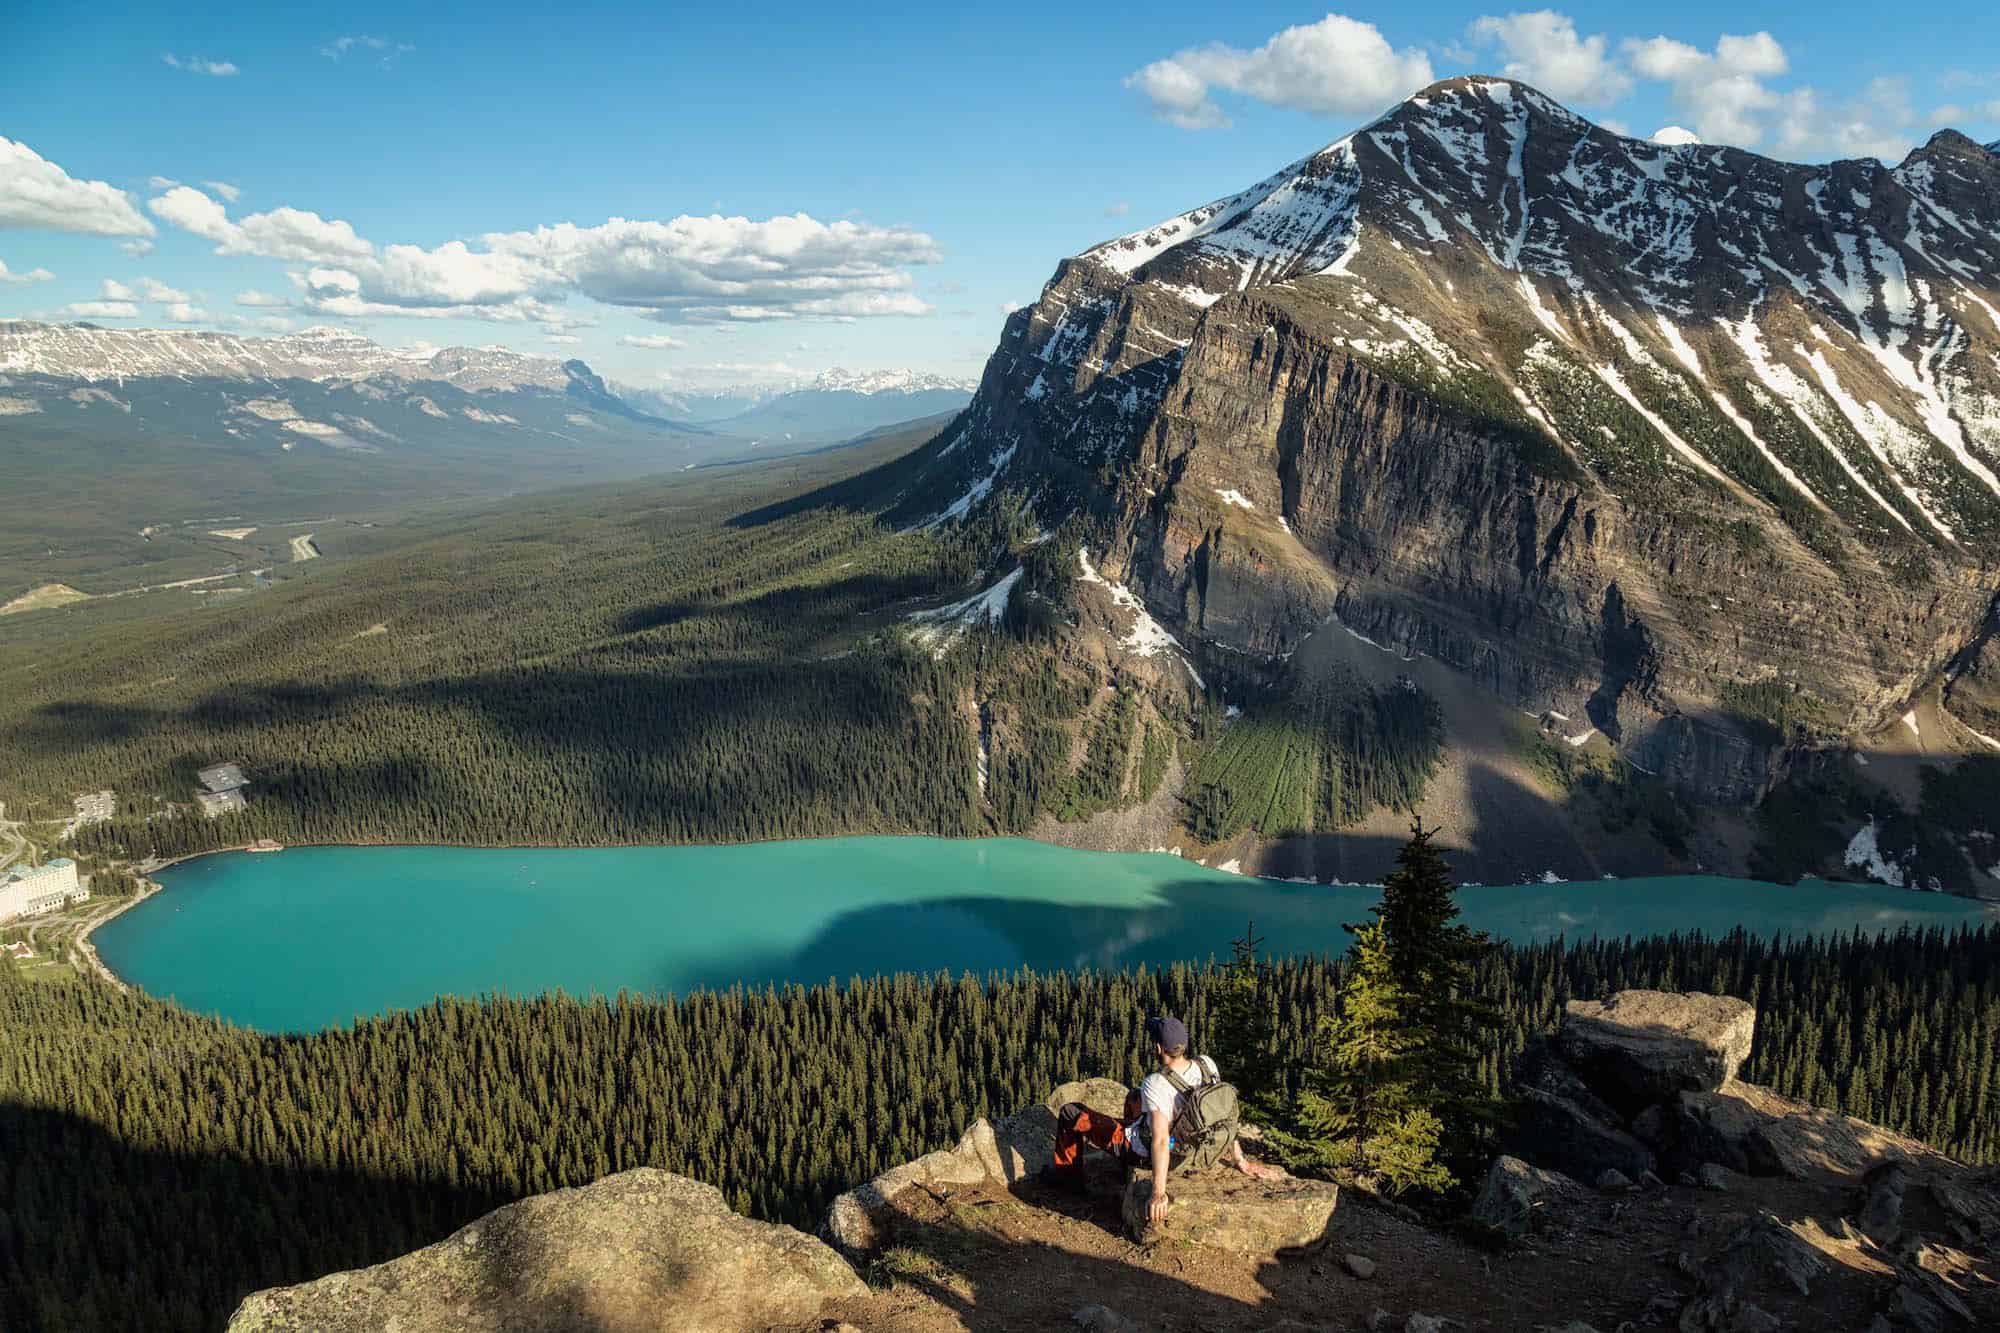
[907,78,2000,802]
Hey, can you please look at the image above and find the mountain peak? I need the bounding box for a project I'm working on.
[0,319,579,393]
[1912,128,1999,163]
[805,366,977,395]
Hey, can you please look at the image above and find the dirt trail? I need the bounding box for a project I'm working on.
[821,1158,1998,1332]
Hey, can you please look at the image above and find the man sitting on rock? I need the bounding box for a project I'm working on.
[1042,1014,1281,1224]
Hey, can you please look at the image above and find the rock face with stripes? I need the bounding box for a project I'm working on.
[905,76,2000,800]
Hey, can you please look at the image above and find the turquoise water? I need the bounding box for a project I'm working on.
[94,838,1997,1033]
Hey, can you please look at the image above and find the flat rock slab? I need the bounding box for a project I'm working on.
[1674,1082,1928,1181]
[1122,1170,1339,1251]
[824,1078,1129,1256]
[1554,990,1755,1115]
[228,1168,864,1333]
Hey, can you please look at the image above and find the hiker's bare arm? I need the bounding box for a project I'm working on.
[1230,1137,1283,1181]
[1147,1109,1171,1223]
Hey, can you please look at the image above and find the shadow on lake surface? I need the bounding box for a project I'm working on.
[99,840,1997,1033]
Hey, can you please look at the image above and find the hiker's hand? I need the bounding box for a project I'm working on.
[1147,1190,1169,1224]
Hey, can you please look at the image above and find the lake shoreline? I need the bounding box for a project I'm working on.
[96,838,1999,1034]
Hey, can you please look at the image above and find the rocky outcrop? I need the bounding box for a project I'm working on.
[1553,990,1756,1115]
[226,1168,864,1333]
[1508,1043,1656,1181]
[1489,989,2000,1330]
[910,76,2000,810]
[823,1077,1127,1256]
[1121,1169,1340,1251]
[1470,1154,1584,1238]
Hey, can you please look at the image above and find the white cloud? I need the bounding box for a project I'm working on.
[234,289,288,307]
[149,183,939,326]
[0,259,54,284]
[1930,99,2000,125]
[1650,125,1702,145]
[1467,11,1631,105]
[1104,201,1131,217]
[1772,77,1918,162]
[162,302,211,323]
[320,35,414,65]
[1126,15,1434,129]
[203,181,241,203]
[1622,33,1919,161]
[120,238,155,257]
[484,215,941,323]
[0,137,155,237]
[233,314,294,332]
[163,54,238,77]
[147,175,181,190]
[65,300,140,319]
[620,333,688,349]
[101,278,188,303]
[1624,31,1787,147]
[148,185,373,263]
[546,333,581,344]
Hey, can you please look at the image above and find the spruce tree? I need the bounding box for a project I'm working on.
[1285,918,1451,1194]
[1208,921,1284,1124]
[1371,816,1503,1175]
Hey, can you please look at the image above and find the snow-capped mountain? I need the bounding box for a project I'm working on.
[627,366,975,444]
[901,76,2000,799]
[806,367,976,396]
[0,321,582,393]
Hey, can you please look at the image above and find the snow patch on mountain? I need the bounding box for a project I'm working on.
[1077,550,1205,688]
[907,566,1022,649]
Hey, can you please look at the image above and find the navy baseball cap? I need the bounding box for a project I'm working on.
[1145,1015,1189,1049]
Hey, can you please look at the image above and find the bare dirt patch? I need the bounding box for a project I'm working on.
[0,583,91,616]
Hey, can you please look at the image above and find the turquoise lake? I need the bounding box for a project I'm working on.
[94,838,1999,1033]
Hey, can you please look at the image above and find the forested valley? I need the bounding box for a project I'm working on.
[1,425,1447,859]
[3,926,1995,1330]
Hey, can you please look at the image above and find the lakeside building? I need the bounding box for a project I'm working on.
[198,763,247,794]
[196,788,248,818]
[195,761,251,818]
[0,859,88,923]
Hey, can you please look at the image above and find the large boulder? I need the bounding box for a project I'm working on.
[824,1078,1127,1256]
[1121,1168,1339,1250]
[1553,990,1755,1116]
[226,1168,865,1333]
[1671,1082,1926,1180]
[1507,1044,1655,1183]
[1469,1155,1583,1239]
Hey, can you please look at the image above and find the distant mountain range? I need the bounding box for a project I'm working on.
[620,367,976,444]
[0,321,722,592]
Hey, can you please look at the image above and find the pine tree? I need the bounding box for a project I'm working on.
[1372,817,1504,1175]
[1208,921,1284,1124]
[1282,920,1450,1194]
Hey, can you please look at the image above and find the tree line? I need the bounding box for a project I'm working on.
[3,921,1995,1331]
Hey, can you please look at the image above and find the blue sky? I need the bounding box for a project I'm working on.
[3,4,1996,389]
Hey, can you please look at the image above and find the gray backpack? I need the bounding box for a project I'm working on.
[1163,1055,1240,1172]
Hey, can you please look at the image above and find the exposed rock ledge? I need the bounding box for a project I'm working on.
[226,1168,864,1333]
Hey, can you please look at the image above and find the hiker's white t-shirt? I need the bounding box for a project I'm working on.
[1126,1056,1216,1160]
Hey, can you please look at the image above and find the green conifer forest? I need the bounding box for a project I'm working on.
[4,925,1995,1331]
